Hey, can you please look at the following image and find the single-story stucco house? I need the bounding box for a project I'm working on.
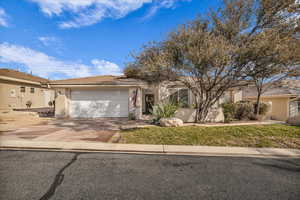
[49,75,242,122]
[243,80,300,121]
[0,68,55,110]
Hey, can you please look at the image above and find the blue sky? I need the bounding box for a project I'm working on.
[0,0,220,80]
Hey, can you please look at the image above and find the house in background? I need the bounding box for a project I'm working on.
[50,75,242,122]
[243,80,300,121]
[0,68,55,110]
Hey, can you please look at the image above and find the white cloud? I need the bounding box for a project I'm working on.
[92,59,122,75]
[28,0,190,28]
[144,0,190,19]
[0,8,9,27]
[0,43,122,79]
[38,36,58,46]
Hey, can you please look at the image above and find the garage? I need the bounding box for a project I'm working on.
[70,88,129,118]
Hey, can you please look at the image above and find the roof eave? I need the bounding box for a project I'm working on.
[0,75,42,86]
[49,84,146,88]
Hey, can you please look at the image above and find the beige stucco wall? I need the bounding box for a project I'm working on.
[289,100,299,118]
[129,87,142,120]
[0,80,55,110]
[261,97,289,121]
[245,97,290,121]
[233,90,243,103]
[175,108,224,123]
[54,88,71,118]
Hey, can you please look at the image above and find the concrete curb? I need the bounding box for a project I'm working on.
[0,140,299,158]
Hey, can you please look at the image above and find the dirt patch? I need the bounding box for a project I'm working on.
[0,110,53,132]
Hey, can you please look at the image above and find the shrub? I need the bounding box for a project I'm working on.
[253,102,269,115]
[48,101,53,107]
[151,101,178,121]
[128,112,136,120]
[234,102,254,120]
[221,103,236,122]
[222,101,269,122]
[26,100,32,108]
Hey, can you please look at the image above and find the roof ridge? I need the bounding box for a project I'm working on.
[50,74,125,82]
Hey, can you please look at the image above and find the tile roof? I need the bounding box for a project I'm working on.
[0,68,49,83]
[49,75,146,86]
[243,80,300,98]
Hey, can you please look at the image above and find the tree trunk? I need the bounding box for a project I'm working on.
[196,103,210,123]
[255,92,261,116]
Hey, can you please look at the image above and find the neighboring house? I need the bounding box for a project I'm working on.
[0,68,55,110]
[243,80,300,121]
[50,75,242,121]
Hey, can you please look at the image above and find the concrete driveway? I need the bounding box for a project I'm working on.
[0,118,149,143]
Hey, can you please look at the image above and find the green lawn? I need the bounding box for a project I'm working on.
[120,124,300,149]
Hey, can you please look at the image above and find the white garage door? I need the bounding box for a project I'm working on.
[70,88,129,118]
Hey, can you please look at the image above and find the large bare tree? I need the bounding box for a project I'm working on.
[124,0,300,122]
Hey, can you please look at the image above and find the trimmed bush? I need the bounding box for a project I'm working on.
[254,102,269,115]
[128,112,136,120]
[221,103,236,122]
[234,102,254,120]
[222,101,269,122]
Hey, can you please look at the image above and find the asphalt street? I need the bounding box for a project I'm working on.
[0,150,299,200]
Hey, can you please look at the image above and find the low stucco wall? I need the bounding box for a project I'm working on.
[55,94,69,118]
[287,115,300,126]
[175,108,224,123]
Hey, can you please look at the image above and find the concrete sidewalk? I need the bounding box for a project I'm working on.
[1,140,299,158]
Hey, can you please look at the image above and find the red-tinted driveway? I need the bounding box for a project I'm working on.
[0,118,149,143]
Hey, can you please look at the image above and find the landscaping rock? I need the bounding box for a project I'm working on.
[159,118,184,127]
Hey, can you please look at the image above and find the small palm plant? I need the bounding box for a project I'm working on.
[151,101,178,121]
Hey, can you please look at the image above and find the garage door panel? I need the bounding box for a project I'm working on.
[70,89,129,118]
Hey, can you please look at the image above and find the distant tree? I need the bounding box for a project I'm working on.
[124,43,177,83]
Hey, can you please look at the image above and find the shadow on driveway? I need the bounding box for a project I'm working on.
[0,118,150,143]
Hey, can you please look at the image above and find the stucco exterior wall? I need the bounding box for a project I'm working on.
[54,88,71,118]
[261,97,289,121]
[245,97,290,121]
[0,80,54,110]
[129,87,142,119]
[175,108,224,123]
[233,90,243,103]
[55,94,68,118]
[289,100,299,118]
[156,81,226,122]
